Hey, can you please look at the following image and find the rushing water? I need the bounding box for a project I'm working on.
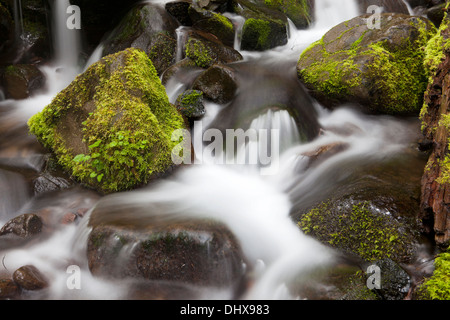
[0,0,428,300]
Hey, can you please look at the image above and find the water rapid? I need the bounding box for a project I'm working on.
[0,0,426,300]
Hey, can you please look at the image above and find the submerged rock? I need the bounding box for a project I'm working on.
[87,215,247,293]
[28,48,187,194]
[297,13,436,115]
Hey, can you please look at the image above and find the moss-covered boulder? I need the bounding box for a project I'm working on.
[28,48,187,194]
[175,89,206,120]
[297,13,436,115]
[262,0,312,29]
[188,5,235,47]
[416,248,450,300]
[231,0,289,51]
[184,30,243,68]
[102,3,179,76]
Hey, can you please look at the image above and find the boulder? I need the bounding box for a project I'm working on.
[12,265,48,291]
[0,277,20,299]
[262,0,312,29]
[1,64,45,99]
[184,30,243,68]
[188,5,235,47]
[192,64,238,104]
[297,13,436,115]
[175,89,206,120]
[230,0,289,51]
[102,3,180,76]
[87,216,247,291]
[27,48,187,194]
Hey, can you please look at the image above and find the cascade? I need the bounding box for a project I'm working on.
[0,0,431,301]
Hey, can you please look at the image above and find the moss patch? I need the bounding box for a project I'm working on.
[417,249,450,300]
[28,48,186,193]
[298,201,410,262]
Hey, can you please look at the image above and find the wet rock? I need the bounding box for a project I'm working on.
[175,89,206,120]
[366,259,411,300]
[1,64,45,99]
[231,0,289,51]
[192,64,238,104]
[297,14,436,115]
[263,0,313,29]
[188,5,235,47]
[184,29,243,68]
[28,48,187,194]
[0,213,43,238]
[32,172,72,196]
[165,1,193,26]
[300,142,350,169]
[12,265,48,291]
[87,218,247,292]
[102,2,180,75]
[0,277,21,299]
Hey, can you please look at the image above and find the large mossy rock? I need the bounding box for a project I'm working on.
[28,48,187,194]
[231,0,289,51]
[297,13,436,115]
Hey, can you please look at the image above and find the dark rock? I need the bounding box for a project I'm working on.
[12,265,48,290]
[102,2,180,75]
[366,259,411,300]
[188,5,235,47]
[184,29,243,68]
[1,64,45,99]
[192,64,238,104]
[32,172,72,196]
[175,89,206,120]
[87,214,247,292]
[0,213,42,238]
[165,1,193,26]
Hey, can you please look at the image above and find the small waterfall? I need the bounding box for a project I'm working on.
[402,0,416,16]
[223,13,245,51]
[313,0,359,30]
[13,0,24,42]
[175,26,189,62]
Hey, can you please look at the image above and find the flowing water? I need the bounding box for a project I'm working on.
[0,0,429,300]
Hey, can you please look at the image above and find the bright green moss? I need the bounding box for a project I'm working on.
[298,201,408,262]
[28,48,186,193]
[242,18,271,50]
[417,250,450,300]
[185,38,213,68]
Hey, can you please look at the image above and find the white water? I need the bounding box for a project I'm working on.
[0,0,421,300]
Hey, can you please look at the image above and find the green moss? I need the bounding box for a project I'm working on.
[264,0,310,28]
[28,48,186,193]
[298,201,408,262]
[242,18,272,50]
[185,38,213,68]
[417,250,450,300]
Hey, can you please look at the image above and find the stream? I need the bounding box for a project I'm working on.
[0,0,433,300]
